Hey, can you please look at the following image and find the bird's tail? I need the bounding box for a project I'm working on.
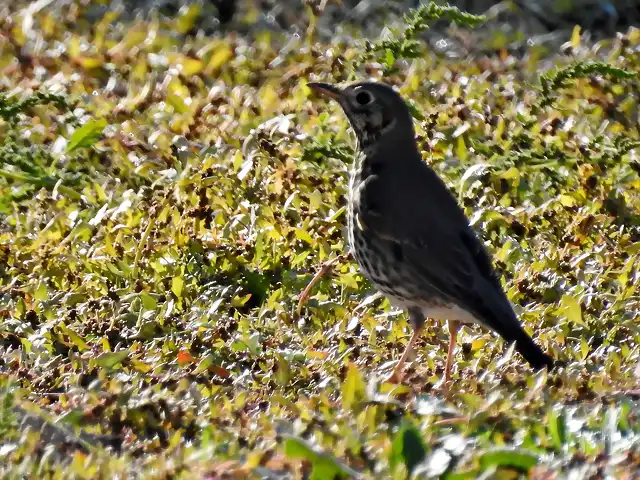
[509,327,554,370]
[473,280,554,370]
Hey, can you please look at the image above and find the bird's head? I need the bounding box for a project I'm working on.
[308,81,415,150]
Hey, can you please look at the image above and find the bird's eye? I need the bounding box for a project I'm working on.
[355,90,374,106]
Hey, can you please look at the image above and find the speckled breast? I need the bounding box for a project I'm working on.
[346,166,397,299]
[346,155,423,307]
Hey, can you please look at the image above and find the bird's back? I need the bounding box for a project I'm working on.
[350,148,552,369]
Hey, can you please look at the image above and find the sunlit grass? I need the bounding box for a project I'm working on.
[0,2,639,478]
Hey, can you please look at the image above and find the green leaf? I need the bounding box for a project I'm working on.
[96,350,129,369]
[341,362,365,410]
[175,3,201,34]
[294,228,314,245]
[560,294,584,326]
[284,435,317,461]
[456,135,468,162]
[66,118,107,152]
[406,100,425,121]
[171,277,184,297]
[559,194,576,207]
[167,92,189,114]
[274,353,292,387]
[579,336,590,360]
[58,325,90,352]
[478,448,538,471]
[20,337,32,354]
[570,25,581,49]
[57,409,85,426]
[245,332,261,355]
[384,48,395,68]
[34,282,48,301]
[140,292,158,310]
[390,421,428,475]
[130,358,153,373]
[311,457,343,480]
[548,407,567,450]
[459,163,489,195]
[283,435,356,479]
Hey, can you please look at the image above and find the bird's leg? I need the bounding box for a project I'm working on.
[385,324,422,384]
[434,319,460,393]
[445,320,460,383]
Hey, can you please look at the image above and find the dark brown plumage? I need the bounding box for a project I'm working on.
[308,81,553,384]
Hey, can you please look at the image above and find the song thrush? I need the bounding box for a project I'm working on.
[308,81,553,384]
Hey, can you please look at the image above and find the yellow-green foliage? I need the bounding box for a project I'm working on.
[0,2,639,479]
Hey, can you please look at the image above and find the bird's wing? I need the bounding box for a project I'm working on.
[356,163,519,335]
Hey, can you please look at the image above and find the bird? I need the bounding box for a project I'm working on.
[307,80,554,385]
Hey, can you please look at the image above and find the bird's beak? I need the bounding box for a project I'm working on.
[307,82,342,101]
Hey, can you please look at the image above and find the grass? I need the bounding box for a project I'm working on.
[0,2,639,479]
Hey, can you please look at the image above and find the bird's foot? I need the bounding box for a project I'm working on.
[382,367,405,384]
[432,377,454,397]
[383,372,402,384]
